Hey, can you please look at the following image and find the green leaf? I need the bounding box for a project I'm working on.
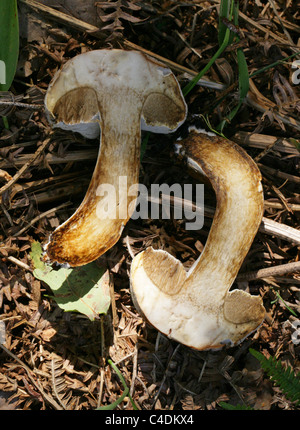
[30,241,111,320]
[217,47,249,132]
[217,3,250,132]
[182,27,231,97]
[219,401,253,410]
[250,349,300,405]
[182,0,234,97]
[0,0,19,91]
[218,0,235,46]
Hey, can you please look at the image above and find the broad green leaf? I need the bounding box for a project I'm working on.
[0,0,19,91]
[30,241,111,320]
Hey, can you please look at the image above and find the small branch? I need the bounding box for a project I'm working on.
[259,164,300,185]
[232,131,299,155]
[239,10,297,47]
[7,256,32,272]
[150,194,300,245]
[12,202,71,237]
[259,217,300,245]
[267,0,295,46]
[0,137,51,196]
[0,149,98,169]
[19,0,102,34]
[237,261,300,282]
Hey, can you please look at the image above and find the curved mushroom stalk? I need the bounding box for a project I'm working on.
[130,131,265,350]
[44,50,187,266]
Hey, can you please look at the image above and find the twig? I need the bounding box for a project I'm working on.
[0,148,98,169]
[12,202,71,236]
[267,0,295,46]
[148,194,300,245]
[239,10,297,47]
[7,256,32,272]
[264,201,300,211]
[19,0,102,35]
[232,131,300,155]
[237,261,300,282]
[259,217,300,245]
[258,164,300,185]
[97,368,105,409]
[0,100,43,110]
[0,137,51,196]
[247,80,300,132]
[109,275,119,328]
[11,179,89,208]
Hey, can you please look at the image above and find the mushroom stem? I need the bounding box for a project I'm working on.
[44,49,187,267]
[130,131,265,350]
[45,97,142,267]
[183,133,263,300]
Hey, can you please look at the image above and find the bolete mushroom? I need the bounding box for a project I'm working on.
[130,130,265,350]
[44,49,187,267]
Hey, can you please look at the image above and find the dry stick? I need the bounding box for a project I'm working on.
[264,201,300,211]
[273,16,300,34]
[19,0,101,34]
[267,0,295,46]
[237,261,300,282]
[12,201,71,237]
[259,217,300,245]
[239,10,297,47]
[247,80,300,131]
[149,194,300,245]
[0,149,98,169]
[11,179,89,207]
[232,131,299,155]
[7,256,32,272]
[0,137,51,196]
[258,164,300,185]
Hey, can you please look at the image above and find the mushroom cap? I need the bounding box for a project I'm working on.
[45,49,187,138]
[130,132,265,350]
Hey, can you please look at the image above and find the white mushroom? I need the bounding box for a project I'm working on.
[130,131,265,350]
[44,49,187,267]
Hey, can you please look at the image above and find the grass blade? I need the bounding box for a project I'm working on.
[217,2,249,131]
[96,359,139,410]
[218,0,235,46]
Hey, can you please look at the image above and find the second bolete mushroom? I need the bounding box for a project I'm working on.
[44,49,187,266]
[130,130,265,350]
